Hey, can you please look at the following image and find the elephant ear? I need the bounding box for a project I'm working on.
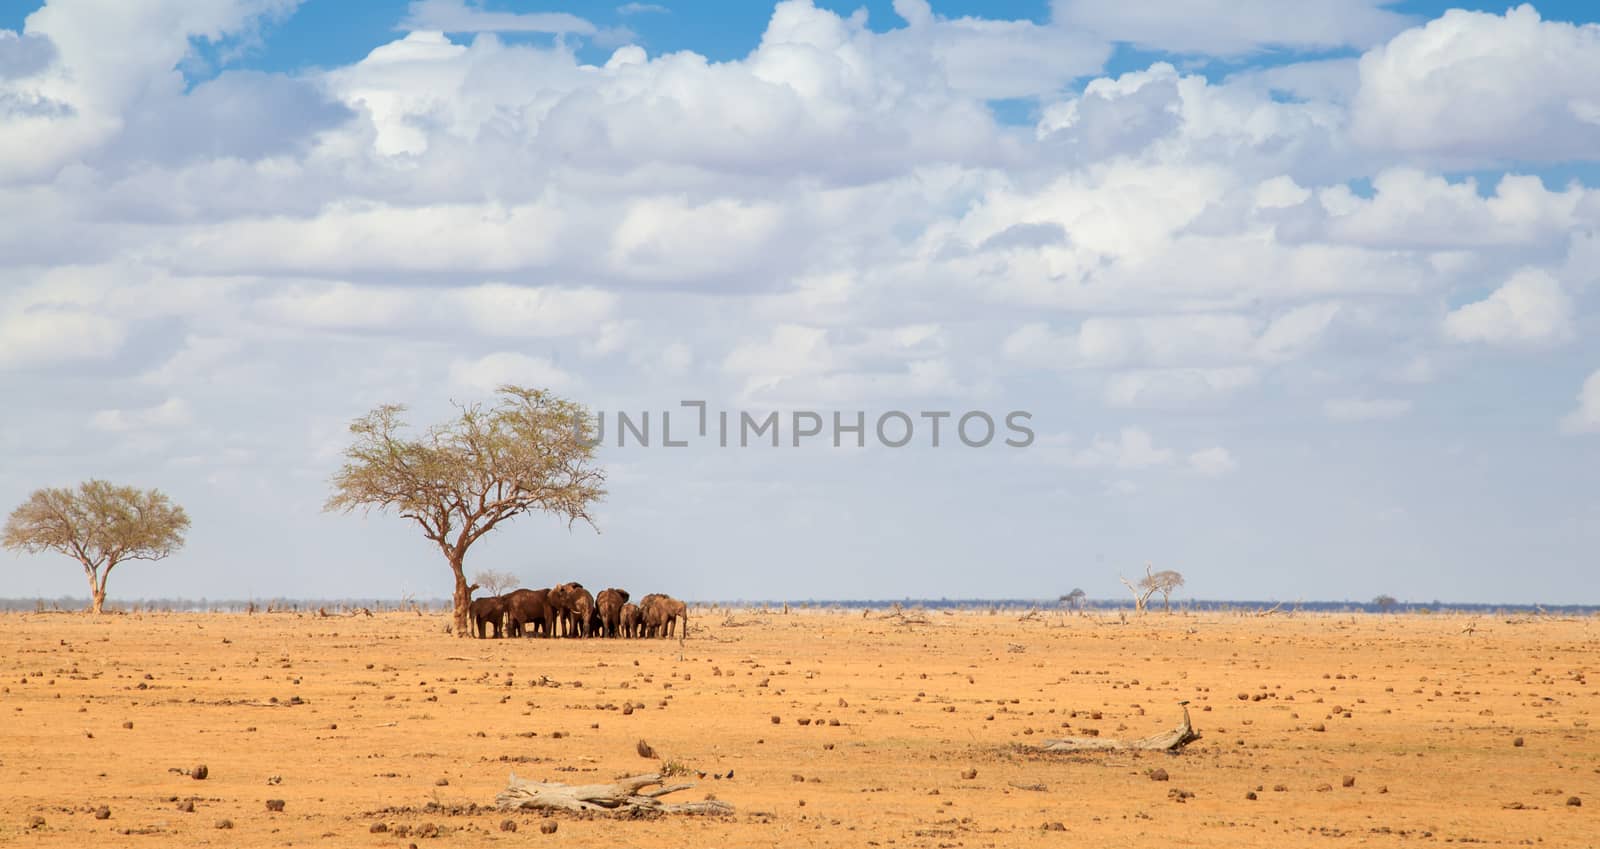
[619,590,630,602]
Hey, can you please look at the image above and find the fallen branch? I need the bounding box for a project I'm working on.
[1037,705,1200,753]
[1255,601,1284,617]
[496,772,732,816]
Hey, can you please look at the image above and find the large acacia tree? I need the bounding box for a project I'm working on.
[3,480,191,614]
[326,385,605,635]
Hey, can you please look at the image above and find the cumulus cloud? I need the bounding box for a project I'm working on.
[1560,369,1600,434]
[1352,6,1600,161]
[1055,427,1175,470]
[400,0,597,35]
[448,352,576,395]
[92,397,192,432]
[1443,269,1574,348]
[1052,0,1413,55]
[1323,397,1413,421]
[0,308,126,369]
[1188,446,1237,477]
[0,0,302,181]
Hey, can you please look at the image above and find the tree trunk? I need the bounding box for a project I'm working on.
[90,588,106,615]
[450,556,472,637]
[496,772,733,816]
[1038,705,1200,753]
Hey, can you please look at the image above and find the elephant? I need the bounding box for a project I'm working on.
[640,593,688,639]
[502,587,554,638]
[548,582,595,638]
[595,588,630,638]
[619,602,642,638]
[468,586,508,639]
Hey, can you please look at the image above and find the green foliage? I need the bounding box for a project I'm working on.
[4,480,190,613]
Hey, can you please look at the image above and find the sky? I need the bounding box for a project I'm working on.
[1,0,1598,606]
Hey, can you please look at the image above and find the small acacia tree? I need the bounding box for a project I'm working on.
[325,385,605,636]
[1148,569,1185,612]
[3,480,191,614]
[1119,562,1159,613]
[1060,588,1087,612]
[1372,594,1399,613]
[472,569,519,596]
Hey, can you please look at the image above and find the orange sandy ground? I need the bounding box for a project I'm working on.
[1,609,1596,848]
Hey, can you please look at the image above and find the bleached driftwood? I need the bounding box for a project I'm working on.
[1038,705,1200,753]
[495,772,732,816]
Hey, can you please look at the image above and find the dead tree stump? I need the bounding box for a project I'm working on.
[495,772,732,816]
[1038,705,1200,753]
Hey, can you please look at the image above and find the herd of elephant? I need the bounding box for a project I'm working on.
[467,581,688,640]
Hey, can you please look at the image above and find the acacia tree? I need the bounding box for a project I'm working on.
[472,569,519,596]
[1060,588,1087,612]
[3,480,191,614]
[325,386,605,636]
[1148,569,1185,612]
[1119,562,1160,614]
[1372,594,1399,613]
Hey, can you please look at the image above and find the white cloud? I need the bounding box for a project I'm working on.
[1560,370,1600,435]
[1188,446,1237,477]
[1352,6,1600,161]
[253,282,618,338]
[1323,397,1413,421]
[447,352,576,396]
[1055,427,1175,470]
[1104,367,1259,408]
[1052,0,1412,55]
[92,398,193,432]
[0,0,301,181]
[400,0,597,34]
[1443,269,1574,348]
[617,3,668,15]
[0,308,126,369]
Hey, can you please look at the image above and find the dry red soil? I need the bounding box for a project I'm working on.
[1,609,1595,847]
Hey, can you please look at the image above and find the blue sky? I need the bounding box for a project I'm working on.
[1,1,1598,605]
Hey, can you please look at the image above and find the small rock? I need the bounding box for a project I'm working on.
[1245,791,1257,800]
[122,721,133,729]
[1513,737,1525,747]
[27,815,45,829]
[370,823,388,833]
[192,764,208,780]
[1568,796,1583,807]
[1041,821,1066,831]
[176,800,194,813]
[93,806,111,820]
[771,715,781,724]
[1342,775,1355,788]
[1149,768,1169,782]
[265,799,285,812]
[961,768,977,780]
[539,820,558,834]
[500,819,517,832]
[435,778,449,786]
[215,819,233,830]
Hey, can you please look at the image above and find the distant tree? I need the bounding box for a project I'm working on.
[472,569,519,596]
[1372,594,1399,613]
[1060,588,1087,612]
[1119,562,1160,614]
[325,385,605,636]
[1147,569,1185,613]
[3,480,190,614]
